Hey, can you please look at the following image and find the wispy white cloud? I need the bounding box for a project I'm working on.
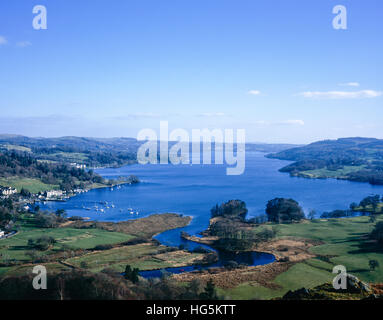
[0,36,7,45]
[277,119,305,126]
[196,112,226,117]
[16,41,32,48]
[253,119,304,126]
[0,114,78,128]
[339,82,360,87]
[113,112,161,120]
[248,90,261,95]
[253,120,269,126]
[354,123,376,130]
[298,90,382,99]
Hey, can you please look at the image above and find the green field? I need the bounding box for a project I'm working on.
[2,212,382,300]
[221,216,383,300]
[64,243,204,273]
[0,213,193,279]
[65,243,162,272]
[0,217,134,263]
[0,263,72,278]
[0,177,59,193]
[0,144,31,152]
[49,152,88,162]
[0,177,113,194]
[299,165,366,179]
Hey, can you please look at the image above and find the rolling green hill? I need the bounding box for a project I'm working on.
[267,137,383,185]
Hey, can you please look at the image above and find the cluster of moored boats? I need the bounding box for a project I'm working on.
[82,201,139,215]
[109,185,122,192]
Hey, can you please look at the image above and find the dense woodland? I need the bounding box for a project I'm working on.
[0,151,104,191]
[0,269,220,300]
[0,135,139,168]
[0,198,16,229]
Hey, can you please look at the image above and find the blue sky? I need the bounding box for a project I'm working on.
[0,0,382,143]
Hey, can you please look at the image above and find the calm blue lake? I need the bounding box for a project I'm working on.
[40,152,383,247]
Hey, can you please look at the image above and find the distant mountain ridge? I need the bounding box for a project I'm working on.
[0,134,298,158]
[268,137,383,161]
[0,135,139,153]
[0,134,299,171]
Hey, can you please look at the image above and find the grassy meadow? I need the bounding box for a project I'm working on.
[299,165,366,179]
[65,243,204,273]
[0,177,59,193]
[0,213,194,280]
[0,216,134,263]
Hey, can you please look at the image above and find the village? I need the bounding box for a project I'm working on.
[0,185,90,239]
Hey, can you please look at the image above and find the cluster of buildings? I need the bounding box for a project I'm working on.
[0,185,88,202]
[44,190,65,199]
[0,187,17,197]
[70,163,87,170]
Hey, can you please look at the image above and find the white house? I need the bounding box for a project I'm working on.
[70,163,86,169]
[45,190,64,198]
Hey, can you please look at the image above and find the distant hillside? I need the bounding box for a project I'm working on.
[246,143,302,153]
[0,135,140,153]
[0,134,298,167]
[267,137,383,185]
[0,135,140,168]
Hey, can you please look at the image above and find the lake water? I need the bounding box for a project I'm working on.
[40,152,383,274]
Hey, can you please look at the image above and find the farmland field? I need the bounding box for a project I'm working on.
[0,224,134,263]
[0,177,59,193]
